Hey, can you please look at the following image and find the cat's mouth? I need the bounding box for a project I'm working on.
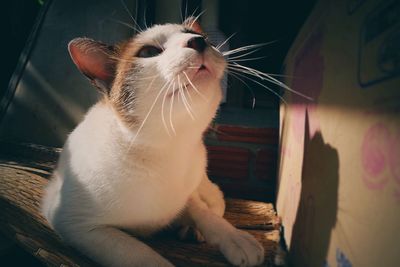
[168,59,217,97]
[184,63,210,84]
[194,62,211,77]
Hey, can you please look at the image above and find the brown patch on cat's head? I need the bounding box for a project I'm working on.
[68,37,143,126]
[107,39,143,126]
[69,18,208,128]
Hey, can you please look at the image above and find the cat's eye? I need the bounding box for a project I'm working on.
[136,45,162,58]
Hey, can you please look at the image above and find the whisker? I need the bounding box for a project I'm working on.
[183,71,207,101]
[228,68,287,104]
[189,9,207,28]
[230,63,313,101]
[161,81,173,136]
[226,48,263,61]
[136,74,160,80]
[211,45,224,55]
[180,0,185,23]
[223,41,276,56]
[120,0,143,33]
[179,75,193,103]
[169,81,177,135]
[143,75,158,93]
[184,1,189,22]
[184,83,193,102]
[252,72,295,78]
[228,65,293,78]
[228,56,267,63]
[178,76,195,117]
[216,32,236,50]
[228,72,256,109]
[153,36,165,52]
[179,75,194,114]
[142,2,149,30]
[227,65,264,79]
[186,6,199,23]
[127,80,172,151]
[108,19,139,32]
[178,78,195,120]
[182,6,201,27]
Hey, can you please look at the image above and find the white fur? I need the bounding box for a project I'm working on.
[42,22,263,267]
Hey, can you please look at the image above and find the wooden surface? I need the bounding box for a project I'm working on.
[0,141,281,267]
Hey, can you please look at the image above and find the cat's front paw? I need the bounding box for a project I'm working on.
[219,229,264,267]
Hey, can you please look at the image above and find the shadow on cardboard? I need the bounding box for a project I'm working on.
[289,110,339,267]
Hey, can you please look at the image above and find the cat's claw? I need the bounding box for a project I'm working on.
[219,229,264,267]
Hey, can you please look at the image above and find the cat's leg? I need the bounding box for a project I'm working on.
[197,175,226,217]
[186,192,264,267]
[58,225,173,267]
[178,175,225,242]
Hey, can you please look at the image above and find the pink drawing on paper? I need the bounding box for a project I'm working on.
[361,122,400,201]
[361,123,390,189]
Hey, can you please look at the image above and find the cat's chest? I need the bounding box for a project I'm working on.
[105,143,206,228]
[122,142,205,184]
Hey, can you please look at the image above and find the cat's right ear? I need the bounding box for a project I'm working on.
[68,38,118,94]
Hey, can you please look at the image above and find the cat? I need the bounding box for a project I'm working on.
[41,17,264,267]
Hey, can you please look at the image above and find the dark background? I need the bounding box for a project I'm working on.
[2,0,316,110]
[0,0,316,265]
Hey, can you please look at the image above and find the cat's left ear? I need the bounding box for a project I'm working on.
[183,16,203,34]
[68,38,118,94]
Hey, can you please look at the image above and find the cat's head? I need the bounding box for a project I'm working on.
[68,18,226,136]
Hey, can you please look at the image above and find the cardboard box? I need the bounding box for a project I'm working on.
[277,0,400,266]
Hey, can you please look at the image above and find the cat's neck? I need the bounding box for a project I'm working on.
[100,101,206,150]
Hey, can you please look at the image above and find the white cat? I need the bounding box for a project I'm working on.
[41,18,264,267]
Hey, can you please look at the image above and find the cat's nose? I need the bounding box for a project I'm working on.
[187,36,207,53]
